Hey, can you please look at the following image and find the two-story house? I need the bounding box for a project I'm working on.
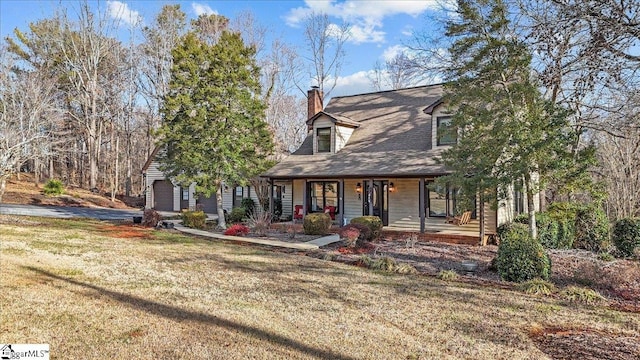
[263,84,537,241]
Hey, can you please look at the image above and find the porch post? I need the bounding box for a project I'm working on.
[368,179,374,216]
[268,179,274,215]
[339,179,345,226]
[479,191,486,245]
[302,179,307,217]
[419,177,425,233]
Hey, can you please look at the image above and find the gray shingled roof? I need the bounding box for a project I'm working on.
[263,84,449,178]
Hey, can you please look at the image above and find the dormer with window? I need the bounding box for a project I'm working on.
[307,112,360,154]
[424,98,457,148]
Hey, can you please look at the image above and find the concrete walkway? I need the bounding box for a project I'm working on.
[171,222,341,250]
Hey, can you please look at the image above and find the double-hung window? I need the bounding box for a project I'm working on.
[316,127,331,152]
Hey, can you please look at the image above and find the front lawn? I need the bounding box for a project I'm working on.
[1,216,638,359]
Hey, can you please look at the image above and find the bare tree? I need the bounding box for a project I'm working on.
[300,12,350,98]
[368,52,426,91]
[0,53,59,201]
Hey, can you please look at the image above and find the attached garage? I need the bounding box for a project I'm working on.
[153,180,174,211]
[196,193,218,214]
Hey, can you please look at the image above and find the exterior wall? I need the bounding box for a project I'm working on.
[335,125,354,153]
[343,179,363,224]
[388,178,421,229]
[221,184,261,213]
[312,117,335,154]
[144,161,166,209]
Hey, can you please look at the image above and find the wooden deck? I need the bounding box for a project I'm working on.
[384,219,483,245]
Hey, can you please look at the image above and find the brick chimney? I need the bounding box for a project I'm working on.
[307,86,323,121]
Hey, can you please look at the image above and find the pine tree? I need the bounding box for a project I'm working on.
[156,31,274,228]
[439,0,581,239]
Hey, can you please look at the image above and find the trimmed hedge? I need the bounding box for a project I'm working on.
[612,218,640,257]
[350,216,383,240]
[182,210,207,229]
[303,213,332,235]
[496,223,551,282]
[574,205,610,252]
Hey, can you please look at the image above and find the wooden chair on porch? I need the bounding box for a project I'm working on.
[445,211,472,226]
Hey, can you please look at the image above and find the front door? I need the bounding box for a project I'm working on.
[363,180,388,226]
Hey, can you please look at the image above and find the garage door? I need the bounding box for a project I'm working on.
[153,180,174,211]
[196,193,218,214]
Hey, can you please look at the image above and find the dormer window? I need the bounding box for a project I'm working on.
[317,127,331,152]
[437,116,457,146]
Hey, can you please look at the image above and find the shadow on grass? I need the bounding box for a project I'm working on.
[23,266,358,360]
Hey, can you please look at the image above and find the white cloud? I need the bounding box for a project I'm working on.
[106,1,142,26]
[285,0,441,43]
[330,70,377,97]
[192,2,217,17]
[381,45,407,62]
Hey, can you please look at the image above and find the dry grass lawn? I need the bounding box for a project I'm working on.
[1,216,639,359]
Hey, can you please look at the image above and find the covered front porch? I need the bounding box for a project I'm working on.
[268,177,496,240]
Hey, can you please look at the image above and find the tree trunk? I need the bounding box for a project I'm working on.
[215,180,227,229]
[524,173,537,239]
[0,177,6,203]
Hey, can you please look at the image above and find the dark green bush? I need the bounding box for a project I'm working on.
[574,205,610,252]
[612,218,640,257]
[182,210,207,229]
[514,212,569,249]
[496,223,551,282]
[350,216,383,240]
[303,213,332,235]
[43,179,65,196]
[241,198,256,216]
[228,207,246,223]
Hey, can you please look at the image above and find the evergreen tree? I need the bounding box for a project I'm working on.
[439,0,583,239]
[156,30,274,228]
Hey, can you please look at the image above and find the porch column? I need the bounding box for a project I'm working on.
[338,179,345,226]
[419,177,425,233]
[268,179,274,215]
[367,179,374,216]
[302,179,307,217]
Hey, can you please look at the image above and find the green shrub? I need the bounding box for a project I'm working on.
[515,212,573,249]
[43,179,65,196]
[496,223,551,282]
[228,207,246,223]
[241,198,256,217]
[574,205,610,252]
[350,216,383,240]
[612,218,640,257]
[517,278,556,295]
[181,210,206,229]
[303,213,332,235]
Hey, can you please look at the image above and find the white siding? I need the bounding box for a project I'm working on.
[144,161,166,209]
[221,184,234,211]
[388,179,421,230]
[343,179,363,223]
[335,125,354,152]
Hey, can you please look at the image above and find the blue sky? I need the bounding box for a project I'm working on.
[0,0,448,97]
